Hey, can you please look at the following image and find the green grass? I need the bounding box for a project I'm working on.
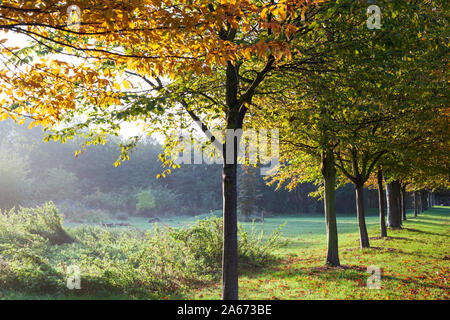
[2,207,449,300]
[65,208,382,240]
[185,206,450,300]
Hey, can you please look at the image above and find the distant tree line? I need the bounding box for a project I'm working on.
[0,120,382,217]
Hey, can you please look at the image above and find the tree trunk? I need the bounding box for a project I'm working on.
[222,159,238,300]
[413,191,419,217]
[355,183,370,248]
[221,61,241,300]
[400,185,407,221]
[420,191,428,212]
[377,169,387,238]
[395,183,402,227]
[321,147,340,266]
[418,190,423,213]
[386,180,402,228]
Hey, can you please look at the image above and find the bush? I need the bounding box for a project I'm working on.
[115,212,129,221]
[152,186,181,214]
[136,186,180,216]
[0,202,75,248]
[67,209,112,224]
[136,188,156,215]
[0,206,286,298]
[83,189,135,214]
[57,201,87,220]
[171,217,287,272]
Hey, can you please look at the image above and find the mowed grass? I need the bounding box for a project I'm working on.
[1,207,448,300]
[185,207,450,300]
[77,208,382,242]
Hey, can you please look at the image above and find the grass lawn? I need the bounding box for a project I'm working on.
[1,207,448,300]
[184,206,450,300]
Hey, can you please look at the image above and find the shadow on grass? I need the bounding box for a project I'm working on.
[406,219,450,229]
[408,208,450,222]
[381,274,450,291]
[368,236,413,241]
[409,215,449,222]
[402,227,449,238]
[235,207,450,298]
[240,255,450,294]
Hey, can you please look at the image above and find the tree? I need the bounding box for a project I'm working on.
[376,168,387,238]
[39,167,80,203]
[385,179,402,229]
[238,165,263,221]
[0,0,325,300]
[0,150,33,209]
[1,0,447,298]
[256,0,448,251]
[136,188,156,215]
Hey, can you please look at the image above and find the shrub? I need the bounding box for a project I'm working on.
[0,206,286,298]
[68,209,112,224]
[57,201,87,220]
[136,188,156,215]
[171,217,287,273]
[136,186,180,216]
[152,186,181,214]
[0,202,75,248]
[83,189,135,213]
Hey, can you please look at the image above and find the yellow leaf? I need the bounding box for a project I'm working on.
[261,8,269,20]
[41,118,50,127]
[0,113,8,121]
[123,80,131,89]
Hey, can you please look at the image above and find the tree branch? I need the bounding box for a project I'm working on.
[179,99,222,152]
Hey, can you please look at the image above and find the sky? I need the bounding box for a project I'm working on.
[0,31,146,140]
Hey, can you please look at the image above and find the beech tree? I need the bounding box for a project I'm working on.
[0,0,325,300]
[376,168,387,237]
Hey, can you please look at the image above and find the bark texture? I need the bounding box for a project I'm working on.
[377,169,387,238]
[321,148,340,266]
[355,183,370,248]
[414,191,419,217]
[420,191,428,212]
[222,159,238,300]
[221,61,240,300]
[386,180,402,228]
[401,185,407,221]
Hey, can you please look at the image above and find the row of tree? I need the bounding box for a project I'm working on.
[0,0,448,299]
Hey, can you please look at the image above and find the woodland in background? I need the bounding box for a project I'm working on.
[0,119,383,219]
